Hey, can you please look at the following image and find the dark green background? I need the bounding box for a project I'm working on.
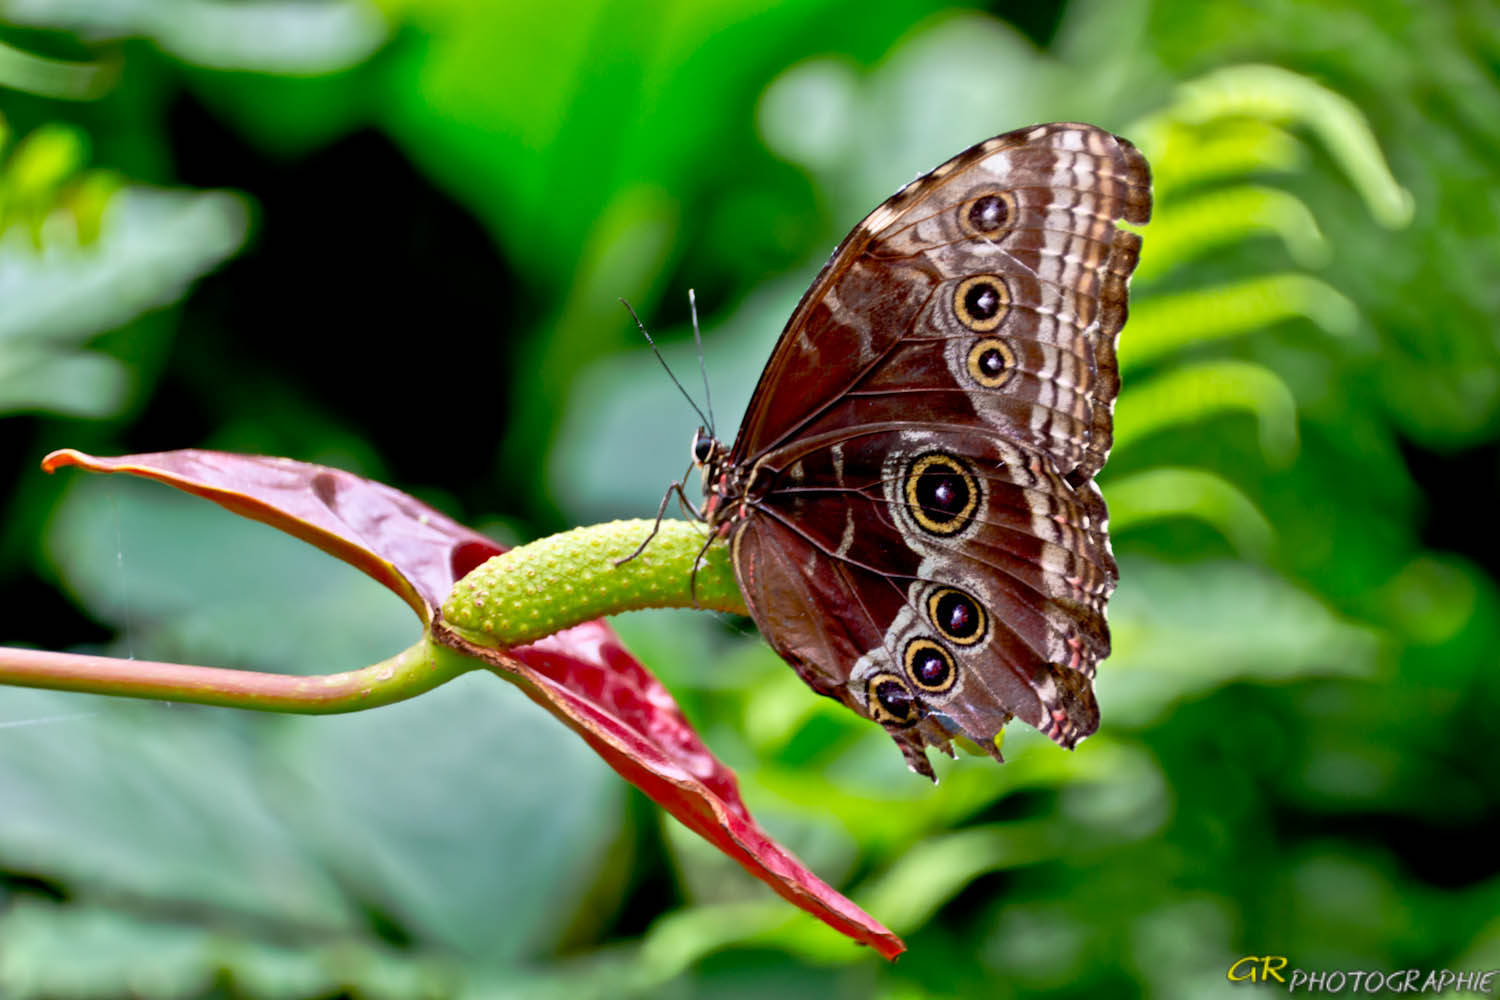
[2,0,1497,996]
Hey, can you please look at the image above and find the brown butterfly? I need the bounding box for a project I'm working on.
[694,123,1151,778]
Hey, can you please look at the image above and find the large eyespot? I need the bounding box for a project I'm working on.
[966,337,1016,389]
[904,452,980,537]
[866,672,917,725]
[926,587,987,647]
[958,190,1018,238]
[953,275,1011,332]
[903,638,956,694]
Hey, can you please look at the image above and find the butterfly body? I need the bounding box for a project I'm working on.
[698,123,1151,778]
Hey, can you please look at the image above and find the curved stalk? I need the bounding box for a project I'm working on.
[0,640,475,713]
[0,519,744,712]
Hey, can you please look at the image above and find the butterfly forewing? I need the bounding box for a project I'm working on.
[711,123,1151,776]
[732,124,1149,473]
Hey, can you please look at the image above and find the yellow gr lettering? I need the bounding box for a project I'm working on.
[1227,956,1290,984]
[1228,957,1261,982]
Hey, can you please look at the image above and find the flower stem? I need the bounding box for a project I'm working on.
[0,639,474,712]
[1,518,744,712]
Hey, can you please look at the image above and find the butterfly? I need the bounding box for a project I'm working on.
[692,123,1151,778]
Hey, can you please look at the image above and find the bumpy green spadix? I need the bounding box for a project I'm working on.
[442,518,746,646]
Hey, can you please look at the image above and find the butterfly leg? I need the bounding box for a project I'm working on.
[615,478,703,567]
[687,528,721,609]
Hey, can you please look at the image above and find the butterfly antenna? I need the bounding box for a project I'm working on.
[688,288,716,438]
[620,298,713,430]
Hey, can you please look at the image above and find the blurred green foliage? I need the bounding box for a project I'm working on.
[3,0,1499,997]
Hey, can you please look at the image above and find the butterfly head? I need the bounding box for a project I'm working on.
[691,427,740,526]
[691,426,731,487]
[691,426,718,466]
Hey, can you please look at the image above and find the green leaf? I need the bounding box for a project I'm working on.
[1104,558,1385,728]
[0,41,113,100]
[1135,183,1328,279]
[44,476,417,671]
[0,897,461,1000]
[0,186,248,419]
[5,123,87,202]
[1167,63,1414,228]
[271,673,624,963]
[0,688,353,927]
[1131,116,1305,195]
[1115,360,1300,463]
[1106,467,1274,558]
[1122,273,1356,372]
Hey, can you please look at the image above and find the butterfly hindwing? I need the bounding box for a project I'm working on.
[731,426,1111,775]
